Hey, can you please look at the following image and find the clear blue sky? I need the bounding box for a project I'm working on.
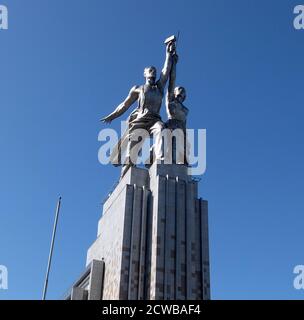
[0,0,304,300]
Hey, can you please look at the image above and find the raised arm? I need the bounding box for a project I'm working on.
[166,54,178,117]
[101,86,140,123]
[158,42,174,90]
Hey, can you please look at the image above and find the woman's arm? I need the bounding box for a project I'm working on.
[166,54,178,117]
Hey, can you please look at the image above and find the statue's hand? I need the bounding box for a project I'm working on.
[100,115,113,124]
[166,41,176,56]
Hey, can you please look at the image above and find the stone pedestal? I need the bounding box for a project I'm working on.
[86,162,210,300]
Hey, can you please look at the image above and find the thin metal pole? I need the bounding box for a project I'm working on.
[42,196,62,300]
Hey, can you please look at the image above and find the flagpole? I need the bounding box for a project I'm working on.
[42,196,62,300]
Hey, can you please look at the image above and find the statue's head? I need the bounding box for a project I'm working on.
[174,86,187,103]
[144,66,157,85]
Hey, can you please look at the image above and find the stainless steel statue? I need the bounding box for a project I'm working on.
[165,51,190,165]
[101,37,177,177]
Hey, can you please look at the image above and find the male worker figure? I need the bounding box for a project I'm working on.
[101,39,176,177]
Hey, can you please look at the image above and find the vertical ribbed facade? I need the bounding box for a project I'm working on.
[86,163,210,300]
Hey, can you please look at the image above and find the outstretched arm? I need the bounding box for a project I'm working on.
[101,86,140,123]
[158,42,174,90]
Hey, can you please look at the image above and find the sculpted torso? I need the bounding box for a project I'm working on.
[168,100,188,124]
[137,84,164,115]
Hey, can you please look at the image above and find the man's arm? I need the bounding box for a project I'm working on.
[158,42,174,90]
[101,86,140,123]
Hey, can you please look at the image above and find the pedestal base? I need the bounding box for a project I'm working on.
[86,163,210,300]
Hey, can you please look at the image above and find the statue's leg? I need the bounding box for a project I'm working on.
[120,140,137,179]
[150,121,164,162]
[121,126,148,178]
[185,132,190,166]
[175,129,186,165]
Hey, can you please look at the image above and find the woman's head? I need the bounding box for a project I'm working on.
[174,86,186,103]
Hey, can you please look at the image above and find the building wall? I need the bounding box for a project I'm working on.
[86,163,210,300]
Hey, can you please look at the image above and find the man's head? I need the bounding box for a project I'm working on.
[174,86,187,103]
[144,66,157,85]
